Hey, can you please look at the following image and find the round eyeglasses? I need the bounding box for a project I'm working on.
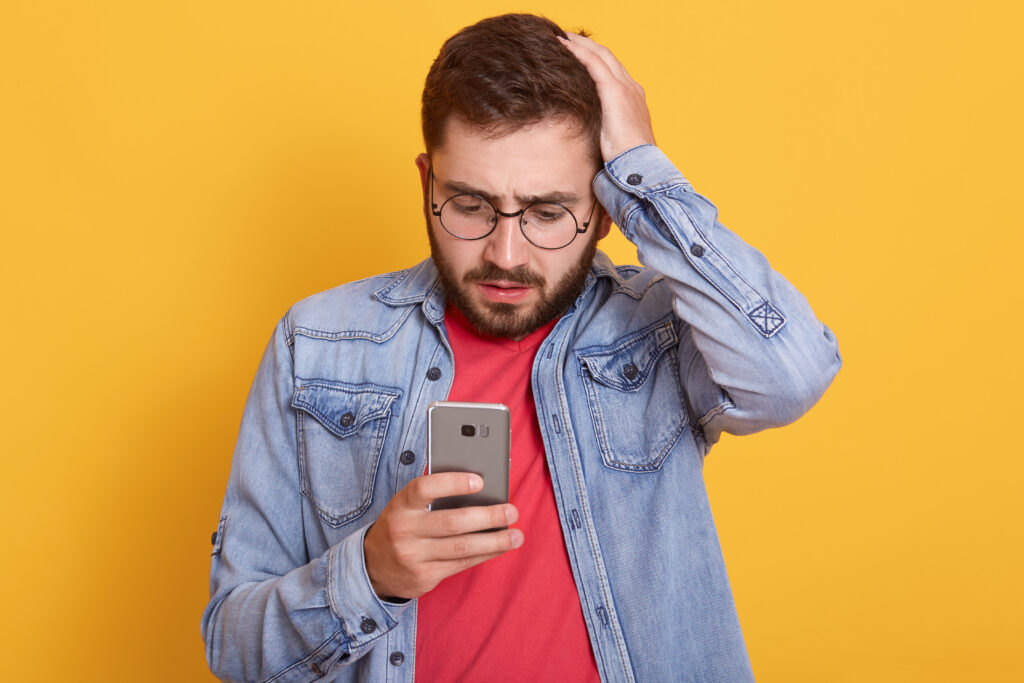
[430,168,598,250]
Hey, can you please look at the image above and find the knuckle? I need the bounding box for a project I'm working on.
[451,538,471,556]
[387,518,411,540]
[440,513,462,534]
[411,477,430,499]
[409,565,429,586]
[393,541,417,565]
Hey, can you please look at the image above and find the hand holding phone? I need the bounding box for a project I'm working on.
[362,402,518,600]
[362,473,522,600]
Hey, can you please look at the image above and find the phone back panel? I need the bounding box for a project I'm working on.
[428,401,510,510]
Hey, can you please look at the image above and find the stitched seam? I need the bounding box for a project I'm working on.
[372,268,414,300]
[576,316,676,391]
[747,301,787,337]
[664,196,766,306]
[606,349,687,472]
[293,380,398,527]
[698,401,736,428]
[551,337,635,682]
[580,344,686,473]
[576,314,676,360]
[262,629,346,683]
[606,271,664,301]
[292,305,414,344]
[646,196,786,339]
[210,515,226,557]
[292,379,402,435]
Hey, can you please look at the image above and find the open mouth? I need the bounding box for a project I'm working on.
[476,281,534,303]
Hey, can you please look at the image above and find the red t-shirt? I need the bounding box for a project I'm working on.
[415,305,600,681]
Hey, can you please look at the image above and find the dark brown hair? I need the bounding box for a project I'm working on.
[421,14,602,167]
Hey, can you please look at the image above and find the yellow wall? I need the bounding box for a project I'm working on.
[2,1,1021,680]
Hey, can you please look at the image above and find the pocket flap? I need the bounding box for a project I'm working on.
[578,318,677,392]
[292,378,401,438]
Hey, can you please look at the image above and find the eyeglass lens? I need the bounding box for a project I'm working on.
[439,195,578,249]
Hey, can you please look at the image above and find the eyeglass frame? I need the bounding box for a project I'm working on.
[429,167,599,250]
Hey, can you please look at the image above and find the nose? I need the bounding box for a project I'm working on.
[482,214,530,270]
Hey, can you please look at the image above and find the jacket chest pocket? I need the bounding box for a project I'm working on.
[292,378,401,528]
[577,318,687,472]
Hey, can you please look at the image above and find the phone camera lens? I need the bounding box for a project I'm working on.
[460,424,476,437]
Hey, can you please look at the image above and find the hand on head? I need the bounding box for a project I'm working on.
[557,33,656,162]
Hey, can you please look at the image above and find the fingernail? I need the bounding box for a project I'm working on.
[468,474,483,490]
[510,529,524,548]
[505,505,515,523]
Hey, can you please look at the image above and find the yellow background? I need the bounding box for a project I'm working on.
[2,0,1021,680]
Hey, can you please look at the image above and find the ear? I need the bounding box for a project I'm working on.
[415,153,430,217]
[595,205,613,240]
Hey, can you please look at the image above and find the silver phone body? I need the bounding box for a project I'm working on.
[427,401,510,511]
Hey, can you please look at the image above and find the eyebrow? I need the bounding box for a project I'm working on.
[442,178,583,207]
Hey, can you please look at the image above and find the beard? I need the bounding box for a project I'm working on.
[428,222,598,340]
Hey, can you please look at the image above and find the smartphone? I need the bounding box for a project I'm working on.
[427,401,510,513]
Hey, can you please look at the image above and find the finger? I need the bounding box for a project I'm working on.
[426,503,519,537]
[430,548,515,578]
[558,34,619,85]
[428,527,524,561]
[401,472,483,509]
[560,33,633,84]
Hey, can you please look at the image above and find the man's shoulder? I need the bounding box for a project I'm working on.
[284,259,439,341]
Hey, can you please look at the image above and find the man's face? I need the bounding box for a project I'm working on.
[417,116,611,340]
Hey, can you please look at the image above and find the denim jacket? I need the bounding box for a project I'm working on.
[202,145,841,683]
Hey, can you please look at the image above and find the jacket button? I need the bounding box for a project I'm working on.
[399,450,416,465]
[426,367,442,381]
[389,651,405,666]
[690,244,704,257]
[360,617,377,634]
[339,412,355,426]
[623,363,639,380]
[626,173,643,185]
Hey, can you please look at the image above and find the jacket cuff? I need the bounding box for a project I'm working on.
[327,524,410,649]
[593,145,692,234]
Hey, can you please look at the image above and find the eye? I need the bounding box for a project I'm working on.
[450,195,489,215]
[527,204,570,223]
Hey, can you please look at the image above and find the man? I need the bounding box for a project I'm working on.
[202,13,840,682]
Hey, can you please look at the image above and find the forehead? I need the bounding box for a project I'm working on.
[432,116,597,195]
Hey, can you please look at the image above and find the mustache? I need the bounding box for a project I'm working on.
[462,263,545,288]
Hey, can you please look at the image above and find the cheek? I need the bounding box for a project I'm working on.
[543,250,581,277]
[436,235,482,273]
[530,254,565,286]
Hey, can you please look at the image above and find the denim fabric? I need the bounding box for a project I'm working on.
[202,145,841,682]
